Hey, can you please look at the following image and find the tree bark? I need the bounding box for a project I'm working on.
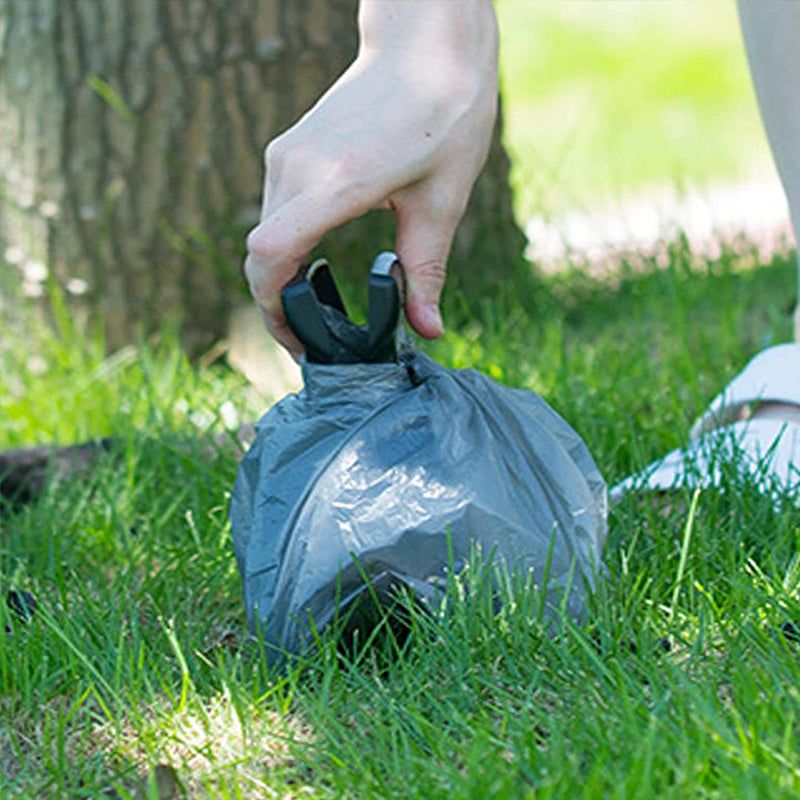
[0,0,528,352]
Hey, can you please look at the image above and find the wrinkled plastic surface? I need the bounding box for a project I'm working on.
[230,347,607,661]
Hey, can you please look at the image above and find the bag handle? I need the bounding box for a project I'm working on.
[281,252,405,364]
[368,252,404,364]
[281,259,342,364]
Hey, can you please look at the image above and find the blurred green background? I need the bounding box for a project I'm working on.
[496,1,775,221]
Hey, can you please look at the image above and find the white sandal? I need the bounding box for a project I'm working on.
[611,344,800,502]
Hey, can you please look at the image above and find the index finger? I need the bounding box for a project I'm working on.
[246,271,305,362]
[245,185,390,351]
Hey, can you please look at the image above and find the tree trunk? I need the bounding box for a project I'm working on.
[0,0,528,352]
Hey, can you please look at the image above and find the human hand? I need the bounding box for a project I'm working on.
[244,0,499,358]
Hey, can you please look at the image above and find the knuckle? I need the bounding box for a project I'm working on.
[242,254,266,300]
[263,135,288,170]
[412,259,447,285]
[244,231,285,301]
[245,225,277,264]
[247,218,299,269]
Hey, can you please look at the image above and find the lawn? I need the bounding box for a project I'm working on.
[3,4,800,796]
[2,234,800,798]
[497,1,774,220]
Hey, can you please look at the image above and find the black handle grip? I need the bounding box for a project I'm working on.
[282,280,337,364]
[281,253,404,364]
[368,274,400,362]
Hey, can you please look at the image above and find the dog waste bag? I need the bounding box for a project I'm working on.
[230,254,607,662]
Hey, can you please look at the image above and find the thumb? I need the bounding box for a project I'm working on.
[395,205,457,340]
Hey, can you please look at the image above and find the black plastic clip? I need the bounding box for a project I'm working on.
[281,253,404,365]
[282,259,345,364]
[368,252,403,364]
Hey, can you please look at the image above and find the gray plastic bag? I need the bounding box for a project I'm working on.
[230,254,607,661]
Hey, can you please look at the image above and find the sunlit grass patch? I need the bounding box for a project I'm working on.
[96,691,311,798]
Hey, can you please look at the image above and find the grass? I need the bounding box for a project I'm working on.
[496,1,773,220]
[2,234,799,798]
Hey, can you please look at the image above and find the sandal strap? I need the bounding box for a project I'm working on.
[690,343,800,440]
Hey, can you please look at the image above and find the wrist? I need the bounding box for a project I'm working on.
[357,0,498,75]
